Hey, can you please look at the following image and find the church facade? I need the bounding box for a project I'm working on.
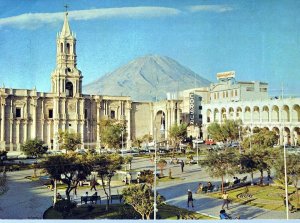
[0,12,182,152]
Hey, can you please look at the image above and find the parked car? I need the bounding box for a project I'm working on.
[205,139,216,145]
[17,153,28,159]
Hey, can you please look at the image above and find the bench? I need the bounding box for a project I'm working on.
[80,195,101,204]
[110,194,123,203]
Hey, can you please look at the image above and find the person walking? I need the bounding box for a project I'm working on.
[90,178,97,191]
[180,160,185,173]
[187,189,194,208]
[221,191,230,210]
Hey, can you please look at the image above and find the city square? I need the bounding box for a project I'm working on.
[0,0,300,221]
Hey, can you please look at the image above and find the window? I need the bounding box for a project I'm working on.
[16,108,21,118]
[49,109,53,119]
[66,43,70,54]
[223,92,225,98]
[199,106,202,110]
[60,43,63,53]
[84,109,88,119]
[246,87,254,91]
[66,82,73,97]
[226,92,228,98]
[111,110,115,119]
[199,114,202,119]
[235,90,238,96]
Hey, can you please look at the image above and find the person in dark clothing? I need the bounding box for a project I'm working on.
[187,189,194,208]
[219,209,231,219]
[180,160,185,173]
[90,178,97,191]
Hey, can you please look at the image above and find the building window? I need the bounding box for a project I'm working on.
[246,87,254,91]
[85,109,88,119]
[260,87,267,92]
[199,114,202,119]
[223,92,225,98]
[235,90,238,96]
[49,109,53,119]
[226,92,228,98]
[66,43,70,54]
[199,106,202,110]
[16,108,21,118]
[111,110,115,119]
[60,43,63,53]
[66,82,73,97]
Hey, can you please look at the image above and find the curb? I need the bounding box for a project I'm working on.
[196,211,219,219]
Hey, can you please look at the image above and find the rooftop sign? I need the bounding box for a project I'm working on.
[217,71,235,80]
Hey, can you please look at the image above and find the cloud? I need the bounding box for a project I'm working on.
[0,6,181,29]
[188,5,233,13]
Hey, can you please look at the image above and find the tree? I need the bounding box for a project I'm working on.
[168,123,187,157]
[142,134,153,145]
[157,159,167,177]
[42,154,93,201]
[99,119,126,149]
[138,169,154,187]
[132,137,143,148]
[207,119,242,143]
[203,149,239,192]
[92,154,124,210]
[122,184,165,220]
[21,138,48,177]
[58,130,81,154]
[21,138,47,158]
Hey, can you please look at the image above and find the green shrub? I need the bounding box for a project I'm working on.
[54,200,77,213]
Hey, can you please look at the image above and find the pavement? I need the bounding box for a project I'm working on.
[1,156,300,219]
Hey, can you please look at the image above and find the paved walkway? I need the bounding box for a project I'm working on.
[1,157,300,220]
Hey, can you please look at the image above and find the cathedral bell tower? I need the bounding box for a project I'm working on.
[51,10,83,97]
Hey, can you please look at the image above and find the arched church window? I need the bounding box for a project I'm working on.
[66,82,73,97]
[60,43,63,53]
[66,43,70,54]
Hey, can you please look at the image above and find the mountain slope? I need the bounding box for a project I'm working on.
[84,55,211,101]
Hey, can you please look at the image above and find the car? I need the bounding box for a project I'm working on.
[205,139,216,145]
[17,153,28,159]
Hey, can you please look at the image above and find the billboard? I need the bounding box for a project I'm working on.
[189,92,195,125]
[217,71,235,80]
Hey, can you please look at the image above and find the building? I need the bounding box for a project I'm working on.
[201,72,300,146]
[0,12,181,152]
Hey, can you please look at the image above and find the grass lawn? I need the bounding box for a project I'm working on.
[44,203,213,220]
[206,185,300,211]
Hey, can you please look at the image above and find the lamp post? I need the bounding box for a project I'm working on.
[196,139,199,165]
[283,130,289,220]
[121,129,124,157]
[238,126,241,154]
[53,179,57,206]
[153,126,157,220]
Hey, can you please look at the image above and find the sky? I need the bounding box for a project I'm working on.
[0,0,300,97]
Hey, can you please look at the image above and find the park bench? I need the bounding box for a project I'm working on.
[110,194,123,203]
[80,195,101,204]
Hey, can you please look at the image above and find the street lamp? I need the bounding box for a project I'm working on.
[153,126,157,220]
[121,129,124,157]
[283,129,289,220]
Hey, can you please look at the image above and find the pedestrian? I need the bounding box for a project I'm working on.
[221,191,230,210]
[50,179,54,191]
[219,209,231,219]
[196,182,203,194]
[187,189,194,208]
[180,160,185,173]
[90,178,97,191]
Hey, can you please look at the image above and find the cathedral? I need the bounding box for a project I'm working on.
[0,12,183,152]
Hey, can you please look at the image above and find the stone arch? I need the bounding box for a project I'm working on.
[293,127,300,146]
[154,110,166,141]
[292,104,300,122]
[236,107,242,119]
[253,106,260,122]
[228,107,234,119]
[272,126,280,145]
[244,106,251,122]
[271,105,279,122]
[66,81,73,97]
[214,108,219,122]
[283,127,291,145]
[262,106,269,122]
[221,108,227,122]
[282,105,290,122]
[207,109,212,123]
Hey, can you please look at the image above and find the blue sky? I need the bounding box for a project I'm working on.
[0,0,299,97]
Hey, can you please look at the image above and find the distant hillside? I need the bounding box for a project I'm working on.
[84,55,211,101]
